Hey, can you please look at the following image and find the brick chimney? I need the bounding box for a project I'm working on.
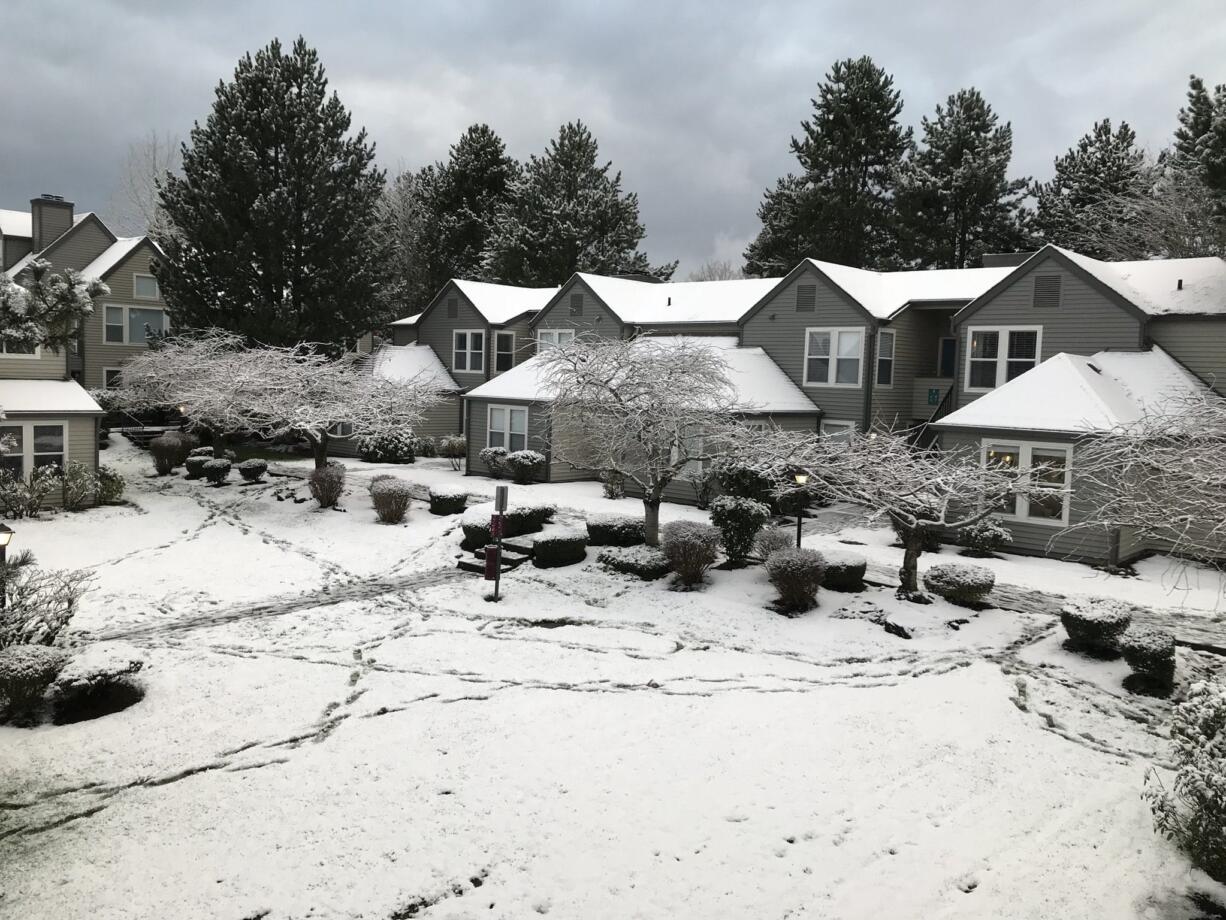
[30,194,74,251]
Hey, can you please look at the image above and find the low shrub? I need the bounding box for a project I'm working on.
[766,548,826,613]
[600,470,625,499]
[202,458,232,484]
[1144,680,1226,884]
[438,436,467,472]
[237,459,268,483]
[924,563,995,607]
[0,467,59,519]
[660,520,721,588]
[1119,628,1177,695]
[189,446,214,458]
[45,643,146,725]
[532,530,588,568]
[754,527,794,560]
[479,446,508,479]
[357,430,416,464]
[183,456,209,480]
[712,458,777,506]
[822,550,867,592]
[95,465,125,504]
[959,517,1013,557]
[412,436,438,459]
[0,644,69,726]
[506,450,546,484]
[371,478,412,524]
[428,488,467,516]
[149,432,194,475]
[367,473,397,493]
[586,514,646,547]
[1,557,91,649]
[1060,597,1132,659]
[709,495,771,565]
[460,502,555,550]
[60,461,95,511]
[597,546,671,580]
[309,461,346,508]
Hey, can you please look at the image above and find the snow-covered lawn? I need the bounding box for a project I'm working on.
[1,440,1224,919]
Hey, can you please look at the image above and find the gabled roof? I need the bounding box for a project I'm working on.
[369,344,459,392]
[4,212,119,281]
[0,209,32,238]
[934,346,1208,435]
[80,237,147,281]
[570,274,783,325]
[804,260,1015,320]
[465,336,820,413]
[389,313,421,327]
[0,379,104,416]
[1055,246,1226,317]
[453,279,558,324]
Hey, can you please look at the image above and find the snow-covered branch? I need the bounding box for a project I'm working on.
[0,259,107,353]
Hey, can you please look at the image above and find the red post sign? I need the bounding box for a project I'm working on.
[484,544,501,580]
[490,514,504,539]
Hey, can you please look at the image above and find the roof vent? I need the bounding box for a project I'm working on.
[1178,278,1184,291]
[1087,363,1102,375]
[667,296,671,307]
[39,194,64,202]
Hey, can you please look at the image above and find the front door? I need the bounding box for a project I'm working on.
[938,337,957,378]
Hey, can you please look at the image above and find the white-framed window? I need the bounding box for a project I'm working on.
[487,405,527,452]
[453,330,484,373]
[803,327,863,387]
[964,326,1042,392]
[133,273,160,300]
[876,330,895,388]
[0,339,40,358]
[494,332,515,372]
[670,430,707,477]
[820,419,856,442]
[103,368,123,389]
[537,329,576,349]
[329,422,354,437]
[982,440,1071,526]
[104,304,168,345]
[0,420,66,479]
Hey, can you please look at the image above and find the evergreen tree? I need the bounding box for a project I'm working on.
[155,37,387,347]
[482,121,675,285]
[894,89,1029,268]
[1175,75,1218,160]
[1032,119,1149,258]
[744,56,912,275]
[1174,75,1226,200]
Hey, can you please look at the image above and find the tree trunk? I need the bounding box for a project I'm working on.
[896,527,931,603]
[643,498,662,547]
[310,432,330,469]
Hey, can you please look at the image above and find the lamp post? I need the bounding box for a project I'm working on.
[0,523,13,610]
[793,472,809,548]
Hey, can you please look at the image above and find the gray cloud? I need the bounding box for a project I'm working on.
[3,0,1224,275]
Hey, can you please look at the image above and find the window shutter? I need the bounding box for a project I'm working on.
[796,284,816,312]
[446,297,458,318]
[1032,275,1061,309]
[569,293,583,316]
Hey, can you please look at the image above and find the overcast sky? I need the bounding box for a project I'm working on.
[4,0,1224,275]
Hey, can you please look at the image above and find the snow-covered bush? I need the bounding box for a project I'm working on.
[586,514,646,547]
[189,446,214,458]
[823,550,867,592]
[60,461,95,511]
[1060,597,1132,659]
[45,643,146,725]
[357,429,416,464]
[149,432,194,475]
[309,461,346,508]
[533,530,588,568]
[0,467,59,519]
[367,473,396,493]
[202,458,232,484]
[0,558,90,649]
[412,436,437,458]
[506,449,546,484]
[713,458,777,506]
[754,527,794,560]
[438,436,466,472]
[371,478,412,524]
[959,517,1013,557]
[709,495,771,565]
[183,455,209,480]
[479,446,509,479]
[766,548,826,613]
[1119,628,1177,696]
[1144,680,1226,883]
[0,644,68,726]
[924,563,995,607]
[460,502,555,550]
[428,488,467,516]
[95,465,125,504]
[600,470,625,499]
[660,520,721,588]
[238,459,268,483]
[597,546,671,580]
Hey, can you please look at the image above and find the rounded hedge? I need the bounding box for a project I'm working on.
[460,502,556,550]
[238,459,268,482]
[822,549,867,592]
[506,450,546,484]
[183,456,209,480]
[923,563,995,606]
[428,488,468,516]
[1060,598,1132,659]
[532,530,588,568]
[189,446,214,458]
[371,478,413,524]
[1118,627,1176,693]
[0,645,69,726]
[660,520,721,588]
[766,548,826,613]
[709,495,772,563]
[597,546,670,580]
[202,458,232,484]
[587,514,646,547]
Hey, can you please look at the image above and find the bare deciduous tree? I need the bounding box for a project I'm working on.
[111,131,181,241]
[687,258,745,281]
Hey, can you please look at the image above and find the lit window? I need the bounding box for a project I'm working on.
[983,441,1071,524]
[488,405,527,452]
[453,330,485,373]
[804,328,862,387]
[965,326,1041,391]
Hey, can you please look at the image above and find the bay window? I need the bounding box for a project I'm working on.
[488,405,527,452]
[453,330,484,373]
[965,326,1042,392]
[982,440,1071,525]
[804,327,863,387]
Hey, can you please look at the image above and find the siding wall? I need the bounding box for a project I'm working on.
[741,266,871,427]
[464,399,559,478]
[329,394,463,457]
[33,219,112,274]
[2,235,31,271]
[416,286,490,385]
[390,325,418,346]
[952,262,1144,409]
[1,414,99,508]
[531,279,625,340]
[872,310,953,429]
[638,323,741,338]
[1148,317,1226,392]
[85,242,169,389]
[493,315,537,374]
[0,348,67,380]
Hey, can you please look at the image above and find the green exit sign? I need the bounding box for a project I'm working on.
[927,388,941,405]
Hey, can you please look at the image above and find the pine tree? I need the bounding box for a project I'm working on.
[155,37,387,347]
[1174,75,1226,201]
[894,89,1029,268]
[1032,119,1149,258]
[1175,75,1217,160]
[744,56,912,275]
[482,121,675,285]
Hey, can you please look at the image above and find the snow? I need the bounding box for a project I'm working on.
[808,260,1014,319]
[0,439,1223,918]
[0,378,104,415]
[454,278,559,324]
[388,312,421,326]
[936,346,1209,434]
[576,273,782,324]
[2,252,36,280]
[0,208,32,238]
[1056,245,1226,317]
[466,336,820,413]
[79,237,145,281]
[369,343,459,391]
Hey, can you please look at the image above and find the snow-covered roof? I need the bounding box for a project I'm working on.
[1053,246,1226,317]
[0,379,104,415]
[576,274,783,324]
[452,279,559,325]
[389,313,421,327]
[369,344,459,392]
[807,260,1015,320]
[0,209,31,238]
[3,252,36,280]
[80,237,145,281]
[934,346,1208,435]
[465,336,819,413]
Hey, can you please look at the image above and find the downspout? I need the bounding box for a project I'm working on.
[862,321,878,431]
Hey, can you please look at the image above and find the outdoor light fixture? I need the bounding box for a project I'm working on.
[794,472,809,486]
[793,473,808,547]
[0,524,14,549]
[0,523,13,610]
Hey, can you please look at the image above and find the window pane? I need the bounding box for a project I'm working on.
[835,357,860,384]
[33,425,63,453]
[969,361,997,389]
[105,307,124,343]
[128,308,164,344]
[985,445,1020,469]
[808,331,831,357]
[560,331,575,345]
[470,332,483,351]
[1031,450,1067,487]
[1028,491,1064,520]
[877,360,893,386]
[1006,360,1033,382]
[496,351,513,372]
[538,332,555,347]
[455,350,467,371]
[509,433,527,452]
[1007,330,1038,360]
[837,331,862,358]
[878,332,894,359]
[488,431,504,449]
[806,357,829,384]
[0,426,23,466]
[489,408,504,432]
[134,275,159,299]
[970,331,999,359]
[509,409,526,435]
